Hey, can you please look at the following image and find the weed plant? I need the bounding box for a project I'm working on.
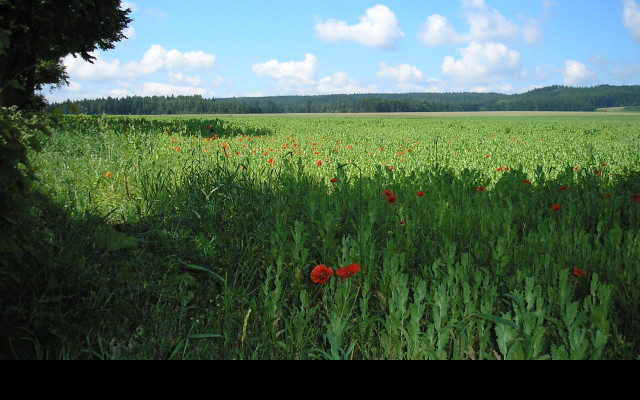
[4,114,639,359]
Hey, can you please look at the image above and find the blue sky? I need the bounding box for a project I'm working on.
[43,0,640,102]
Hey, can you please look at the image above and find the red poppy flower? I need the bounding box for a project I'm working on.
[416,191,424,197]
[310,265,333,284]
[335,264,361,282]
[386,194,396,205]
[330,177,337,183]
[105,171,112,178]
[560,185,569,192]
[551,203,561,212]
[573,266,587,278]
[632,194,640,203]
[316,160,322,166]
[383,189,394,198]
[477,186,486,193]
[522,179,531,184]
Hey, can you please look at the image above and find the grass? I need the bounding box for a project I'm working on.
[3,113,639,359]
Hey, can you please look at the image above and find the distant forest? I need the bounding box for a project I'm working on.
[52,85,640,115]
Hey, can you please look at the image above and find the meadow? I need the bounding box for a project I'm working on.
[17,112,640,359]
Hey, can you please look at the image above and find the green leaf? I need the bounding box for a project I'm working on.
[178,259,226,283]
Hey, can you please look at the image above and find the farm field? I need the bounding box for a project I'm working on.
[16,113,640,359]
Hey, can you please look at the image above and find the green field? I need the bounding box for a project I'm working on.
[7,113,640,359]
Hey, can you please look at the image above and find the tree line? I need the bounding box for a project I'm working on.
[51,84,640,115]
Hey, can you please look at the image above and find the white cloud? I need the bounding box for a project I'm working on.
[419,15,468,46]
[465,3,519,43]
[623,0,640,42]
[139,82,211,97]
[442,41,523,84]
[130,45,216,75]
[252,53,320,90]
[420,1,542,47]
[377,62,425,83]
[318,72,375,94]
[563,60,597,86]
[612,64,640,83]
[64,45,217,82]
[314,5,404,49]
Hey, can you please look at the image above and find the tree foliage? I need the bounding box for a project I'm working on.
[0,0,131,359]
[54,85,640,115]
[0,0,132,110]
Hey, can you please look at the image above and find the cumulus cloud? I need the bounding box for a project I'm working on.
[251,54,374,95]
[563,60,597,86]
[419,15,468,46]
[377,62,425,83]
[465,2,519,43]
[623,0,640,42]
[314,5,404,49]
[64,45,217,81]
[318,72,376,94]
[420,0,542,46]
[442,41,523,84]
[252,53,320,90]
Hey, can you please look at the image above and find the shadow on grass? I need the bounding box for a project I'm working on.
[2,159,639,359]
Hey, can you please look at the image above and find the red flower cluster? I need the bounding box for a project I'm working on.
[573,266,587,278]
[310,263,360,284]
[384,189,396,205]
[632,193,640,203]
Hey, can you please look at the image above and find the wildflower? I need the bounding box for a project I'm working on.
[316,160,322,166]
[573,266,587,278]
[330,177,338,183]
[477,186,486,193]
[551,203,561,212]
[267,158,274,164]
[522,179,531,184]
[388,165,393,171]
[631,194,640,203]
[387,195,397,205]
[595,170,601,176]
[399,220,406,225]
[496,167,502,172]
[176,147,181,152]
[310,265,333,285]
[105,171,112,178]
[416,191,424,197]
[560,185,569,192]
[383,189,394,198]
[335,264,361,282]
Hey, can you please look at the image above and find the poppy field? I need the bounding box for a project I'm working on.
[30,113,640,359]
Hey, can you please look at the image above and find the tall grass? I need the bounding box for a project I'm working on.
[5,114,639,359]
